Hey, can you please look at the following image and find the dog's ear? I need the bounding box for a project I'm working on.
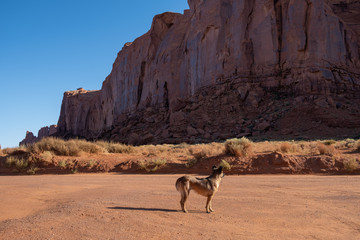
[212,165,217,170]
[218,166,223,171]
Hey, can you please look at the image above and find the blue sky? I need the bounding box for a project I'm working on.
[0,0,189,148]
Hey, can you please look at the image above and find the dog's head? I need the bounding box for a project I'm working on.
[212,165,225,178]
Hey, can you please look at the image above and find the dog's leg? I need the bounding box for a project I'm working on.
[205,195,214,213]
[209,200,214,212]
[180,190,189,213]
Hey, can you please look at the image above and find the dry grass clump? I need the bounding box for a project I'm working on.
[95,141,134,154]
[138,159,167,172]
[6,156,29,172]
[28,138,106,156]
[14,158,29,172]
[332,139,356,150]
[224,137,253,157]
[28,138,81,156]
[57,160,67,169]
[317,143,337,156]
[354,140,360,153]
[343,158,359,172]
[220,159,231,170]
[137,145,161,157]
[334,139,357,150]
[39,151,53,165]
[74,139,104,154]
[27,138,134,157]
[87,159,97,169]
[2,146,27,155]
[5,156,16,168]
[279,142,296,154]
[27,165,39,175]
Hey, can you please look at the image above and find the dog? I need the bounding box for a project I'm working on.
[175,166,224,213]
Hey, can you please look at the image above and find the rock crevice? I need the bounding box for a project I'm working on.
[54,0,360,144]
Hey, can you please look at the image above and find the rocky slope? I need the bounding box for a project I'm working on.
[55,0,360,145]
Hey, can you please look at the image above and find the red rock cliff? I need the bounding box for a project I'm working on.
[57,0,360,144]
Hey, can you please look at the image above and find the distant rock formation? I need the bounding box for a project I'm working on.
[55,0,360,144]
[19,125,58,146]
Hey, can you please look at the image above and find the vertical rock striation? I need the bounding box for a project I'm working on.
[57,0,360,144]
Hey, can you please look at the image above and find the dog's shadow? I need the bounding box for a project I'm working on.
[107,206,178,213]
[107,206,204,214]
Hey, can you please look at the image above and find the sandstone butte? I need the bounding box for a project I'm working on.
[22,0,360,146]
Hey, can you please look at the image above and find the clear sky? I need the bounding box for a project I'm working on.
[0,0,189,148]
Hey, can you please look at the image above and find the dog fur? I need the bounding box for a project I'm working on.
[175,166,224,213]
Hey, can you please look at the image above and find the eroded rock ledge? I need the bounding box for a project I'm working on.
[55,0,360,145]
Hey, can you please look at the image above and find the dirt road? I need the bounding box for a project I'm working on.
[0,174,359,239]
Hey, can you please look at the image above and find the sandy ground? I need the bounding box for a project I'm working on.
[0,174,359,240]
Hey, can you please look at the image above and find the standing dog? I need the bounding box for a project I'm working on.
[175,166,224,213]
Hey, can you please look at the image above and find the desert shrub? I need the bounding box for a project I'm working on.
[345,139,356,148]
[334,140,347,149]
[29,138,108,156]
[29,137,81,156]
[185,158,197,168]
[343,158,359,172]
[5,156,16,168]
[220,159,231,171]
[224,137,253,157]
[137,145,160,157]
[3,146,27,155]
[14,158,28,171]
[58,160,67,169]
[94,140,108,150]
[27,165,39,175]
[94,141,133,154]
[87,159,97,169]
[73,139,104,154]
[39,151,53,164]
[279,142,292,153]
[279,141,302,154]
[138,159,167,172]
[354,140,360,153]
[317,143,336,156]
[317,143,327,155]
[107,143,133,154]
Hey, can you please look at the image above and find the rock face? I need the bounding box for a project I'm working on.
[20,125,58,146]
[57,0,360,144]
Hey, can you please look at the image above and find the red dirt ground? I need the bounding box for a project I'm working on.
[0,174,359,239]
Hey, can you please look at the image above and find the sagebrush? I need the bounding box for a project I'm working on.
[344,158,359,172]
[224,137,253,157]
